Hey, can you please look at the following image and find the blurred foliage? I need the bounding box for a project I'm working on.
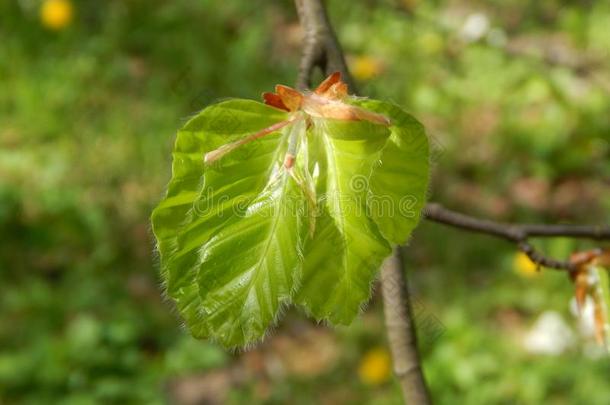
[0,0,609,403]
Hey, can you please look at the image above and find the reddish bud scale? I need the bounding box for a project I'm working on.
[262,71,390,127]
[284,154,296,169]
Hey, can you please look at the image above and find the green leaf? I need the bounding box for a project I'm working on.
[195,173,307,346]
[152,99,293,346]
[359,100,430,244]
[152,96,429,347]
[295,119,391,323]
[151,99,287,263]
[296,101,429,323]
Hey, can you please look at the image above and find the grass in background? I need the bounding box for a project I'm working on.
[0,0,609,403]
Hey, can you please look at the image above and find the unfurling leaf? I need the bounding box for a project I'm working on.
[570,249,610,350]
[151,73,430,347]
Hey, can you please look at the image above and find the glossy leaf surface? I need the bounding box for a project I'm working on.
[152,93,429,347]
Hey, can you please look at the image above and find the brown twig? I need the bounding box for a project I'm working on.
[424,203,610,272]
[294,0,356,91]
[381,250,432,405]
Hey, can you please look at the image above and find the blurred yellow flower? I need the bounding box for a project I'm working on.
[358,347,391,385]
[350,56,384,81]
[513,252,539,277]
[40,0,73,31]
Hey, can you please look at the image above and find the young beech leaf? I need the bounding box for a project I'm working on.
[595,266,610,350]
[151,72,430,347]
[571,249,610,351]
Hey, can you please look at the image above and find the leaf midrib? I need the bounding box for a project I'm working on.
[203,128,293,321]
[322,133,351,301]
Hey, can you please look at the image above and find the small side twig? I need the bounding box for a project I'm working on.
[424,203,610,272]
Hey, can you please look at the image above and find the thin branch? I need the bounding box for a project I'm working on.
[517,241,576,271]
[424,203,610,241]
[424,203,610,271]
[294,0,356,91]
[381,250,432,405]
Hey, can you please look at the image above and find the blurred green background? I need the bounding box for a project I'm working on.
[1,0,609,404]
